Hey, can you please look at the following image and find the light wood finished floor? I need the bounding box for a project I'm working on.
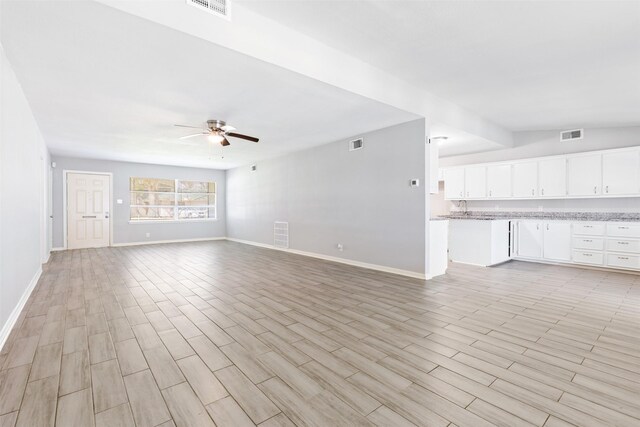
[1,241,640,427]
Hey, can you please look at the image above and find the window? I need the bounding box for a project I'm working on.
[130,178,216,221]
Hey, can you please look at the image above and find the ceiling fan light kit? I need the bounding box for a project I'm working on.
[175,119,259,147]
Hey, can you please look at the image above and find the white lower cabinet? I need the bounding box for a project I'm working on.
[543,222,571,261]
[573,250,604,266]
[572,221,640,271]
[514,220,640,272]
[516,221,543,259]
[607,253,640,269]
[516,221,571,261]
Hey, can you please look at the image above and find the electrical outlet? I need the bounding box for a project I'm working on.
[146,232,150,238]
[336,243,343,251]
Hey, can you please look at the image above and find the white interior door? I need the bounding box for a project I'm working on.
[67,172,110,249]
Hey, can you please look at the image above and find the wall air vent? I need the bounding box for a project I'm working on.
[560,129,583,141]
[349,138,364,151]
[274,222,289,249]
[186,0,230,20]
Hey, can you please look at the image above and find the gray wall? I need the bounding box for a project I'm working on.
[226,119,428,275]
[1,44,49,335]
[440,126,640,167]
[51,157,226,247]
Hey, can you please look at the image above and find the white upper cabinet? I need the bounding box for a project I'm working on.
[486,164,512,198]
[513,161,538,198]
[538,157,566,197]
[444,168,465,200]
[602,149,640,196]
[568,153,602,196]
[442,145,640,200]
[464,166,487,198]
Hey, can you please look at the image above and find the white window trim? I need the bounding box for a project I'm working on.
[129,178,217,222]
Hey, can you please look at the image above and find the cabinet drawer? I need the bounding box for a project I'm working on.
[606,239,640,254]
[572,237,604,251]
[573,223,605,236]
[607,223,640,238]
[606,253,640,270]
[572,250,604,266]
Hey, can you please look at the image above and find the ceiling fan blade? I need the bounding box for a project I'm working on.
[221,136,231,146]
[227,132,259,143]
[174,124,204,129]
[179,133,207,140]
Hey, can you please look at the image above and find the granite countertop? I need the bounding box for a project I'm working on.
[439,212,640,222]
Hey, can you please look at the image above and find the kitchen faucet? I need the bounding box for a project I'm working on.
[457,200,468,216]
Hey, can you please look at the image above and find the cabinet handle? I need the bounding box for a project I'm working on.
[593,186,597,194]
[584,253,593,257]
[460,191,463,197]
[489,190,492,197]
[584,239,592,242]
[531,189,534,195]
[82,215,97,218]
[546,224,549,231]
[619,226,629,230]
[536,224,539,230]
[584,225,593,228]
[606,185,609,193]
[542,188,544,196]
[618,256,629,260]
[618,241,629,245]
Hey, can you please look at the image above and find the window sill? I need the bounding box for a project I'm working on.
[128,219,218,224]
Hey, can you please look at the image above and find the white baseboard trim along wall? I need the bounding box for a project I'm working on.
[111,237,226,247]
[0,267,42,351]
[226,237,427,280]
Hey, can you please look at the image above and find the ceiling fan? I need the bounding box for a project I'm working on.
[175,120,259,146]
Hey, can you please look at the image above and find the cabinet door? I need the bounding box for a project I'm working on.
[513,162,538,198]
[517,221,543,259]
[487,164,512,198]
[543,222,571,261]
[464,166,487,198]
[568,154,602,196]
[602,149,640,195]
[539,157,566,197]
[444,168,465,200]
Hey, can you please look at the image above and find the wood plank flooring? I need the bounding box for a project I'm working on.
[1,240,639,426]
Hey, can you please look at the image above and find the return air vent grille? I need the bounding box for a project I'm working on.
[274,222,289,249]
[349,138,364,151]
[560,129,583,141]
[186,0,230,19]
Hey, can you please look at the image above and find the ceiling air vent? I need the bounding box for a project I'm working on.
[349,138,364,151]
[560,129,583,141]
[186,0,230,20]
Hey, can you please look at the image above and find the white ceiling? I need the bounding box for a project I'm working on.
[0,1,419,169]
[431,124,503,158]
[240,0,640,132]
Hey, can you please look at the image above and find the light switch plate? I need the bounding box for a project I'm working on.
[116,199,123,204]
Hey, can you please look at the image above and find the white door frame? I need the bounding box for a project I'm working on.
[63,170,113,249]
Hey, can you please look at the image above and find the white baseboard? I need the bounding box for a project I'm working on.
[0,266,42,352]
[51,247,65,252]
[226,238,426,280]
[111,237,226,247]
